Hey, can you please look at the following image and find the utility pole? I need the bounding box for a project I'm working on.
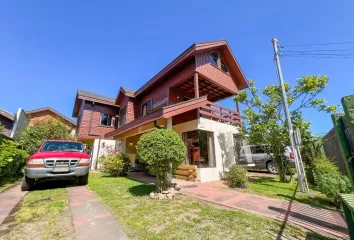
[271,38,308,193]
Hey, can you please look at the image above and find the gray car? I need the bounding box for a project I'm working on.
[236,144,295,174]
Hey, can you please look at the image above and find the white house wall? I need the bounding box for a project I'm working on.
[172,118,239,182]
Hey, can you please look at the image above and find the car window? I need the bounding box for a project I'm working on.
[41,141,83,152]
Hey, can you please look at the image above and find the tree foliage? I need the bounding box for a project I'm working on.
[0,140,29,182]
[20,119,75,153]
[136,129,186,191]
[234,75,337,182]
[0,122,4,134]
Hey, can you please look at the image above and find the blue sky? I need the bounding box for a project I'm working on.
[1,1,353,135]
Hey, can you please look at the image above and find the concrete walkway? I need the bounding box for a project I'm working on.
[181,181,349,239]
[0,184,26,226]
[67,186,128,240]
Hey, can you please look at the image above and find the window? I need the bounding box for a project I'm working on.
[221,58,229,73]
[41,141,83,152]
[210,52,219,67]
[141,100,152,116]
[209,51,229,74]
[119,107,127,127]
[100,113,113,126]
[182,130,216,168]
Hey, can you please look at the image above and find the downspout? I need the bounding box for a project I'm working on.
[94,138,102,170]
[154,121,164,129]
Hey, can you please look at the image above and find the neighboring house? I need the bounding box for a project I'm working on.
[72,89,120,144]
[73,40,249,181]
[0,108,15,137]
[26,107,77,135]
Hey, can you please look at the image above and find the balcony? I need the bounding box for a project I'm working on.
[199,101,240,125]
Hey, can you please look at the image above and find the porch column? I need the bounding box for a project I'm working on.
[194,72,199,98]
[167,118,172,129]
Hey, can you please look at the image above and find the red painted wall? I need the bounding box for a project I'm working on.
[77,102,119,139]
[119,96,135,124]
[196,52,238,94]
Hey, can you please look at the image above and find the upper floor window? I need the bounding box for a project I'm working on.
[141,100,152,116]
[119,107,127,127]
[209,51,229,74]
[210,52,219,67]
[100,113,114,127]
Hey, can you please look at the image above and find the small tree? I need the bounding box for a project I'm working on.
[136,129,186,192]
[20,118,75,153]
[235,76,337,182]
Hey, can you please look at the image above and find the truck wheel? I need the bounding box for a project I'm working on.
[21,176,35,191]
[267,161,278,174]
[78,174,89,185]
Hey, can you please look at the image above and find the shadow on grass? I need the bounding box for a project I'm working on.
[248,176,278,183]
[33,178,78,191]
[128,184,156,196]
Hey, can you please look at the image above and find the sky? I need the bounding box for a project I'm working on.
[1,1,353,135]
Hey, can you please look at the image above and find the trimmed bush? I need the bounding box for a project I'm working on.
[227,164,248,188]
[0,140,29,182]
[136,129,186,192]
[312,156,351,206]
[100,152,131,177]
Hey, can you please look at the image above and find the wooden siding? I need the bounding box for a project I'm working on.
[196,52,238,94]
[77,102,119,139]
[120,96,136,124]
[172,109,197,125]
[135,60,195,117]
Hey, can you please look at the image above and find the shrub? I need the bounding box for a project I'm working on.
[100,152,131,177]
[136,129,186,192]
[227,164,248,188]
[312,156,352,206]
[0,140,29,182]
[20,119,74,153]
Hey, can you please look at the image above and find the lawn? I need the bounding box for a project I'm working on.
[88,173,331,240]
[243,175,336,210]
[0,188,75,240]
[0,176,22,193]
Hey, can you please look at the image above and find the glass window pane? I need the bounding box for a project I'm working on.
[141,100,152,116]
[210,52,219,67]
[221,59,229,73]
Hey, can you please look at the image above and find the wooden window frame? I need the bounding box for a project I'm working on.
[141,99,153,117]
[119,106,127,127]
[99,113,113,127]
[209,51,229,75]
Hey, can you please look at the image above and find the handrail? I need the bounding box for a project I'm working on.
[199,101,241,125]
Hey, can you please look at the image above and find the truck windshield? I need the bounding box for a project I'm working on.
[41,141,84,152]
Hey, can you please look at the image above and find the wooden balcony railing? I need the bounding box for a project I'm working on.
[199,101,241,125]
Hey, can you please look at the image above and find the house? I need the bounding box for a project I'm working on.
[72,89,120,144]
[73,40,249,181]
[26,107,77,135]
[0,108,15,137]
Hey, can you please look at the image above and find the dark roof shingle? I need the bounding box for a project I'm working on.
[78,89,115,103]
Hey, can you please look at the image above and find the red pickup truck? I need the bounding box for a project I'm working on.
[22,140,91,191]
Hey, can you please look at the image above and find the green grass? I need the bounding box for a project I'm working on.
[88,174,331,240]
[0,176,22,193]
[244,176,336,210]
[2,188,73,240]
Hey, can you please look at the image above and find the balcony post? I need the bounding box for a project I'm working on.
[194,72,199,98]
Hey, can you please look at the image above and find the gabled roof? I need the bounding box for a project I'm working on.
[115,87,136,105]
[72,89,119,117]
[78,89,116,103]
[0,108,15,121]
[26,107,76,127]
[134,40,249,97]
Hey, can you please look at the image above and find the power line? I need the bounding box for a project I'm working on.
[281,41,354,47]
[281,48,354,53]
[281,55,354,59]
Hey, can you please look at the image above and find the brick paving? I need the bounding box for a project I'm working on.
[181,181,349,239]
[67,186,128,240]
[0,184,26,226]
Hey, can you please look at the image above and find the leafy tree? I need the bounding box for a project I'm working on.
[20,118,75,153]
[136,129,186,192]
[234,75,337,182]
